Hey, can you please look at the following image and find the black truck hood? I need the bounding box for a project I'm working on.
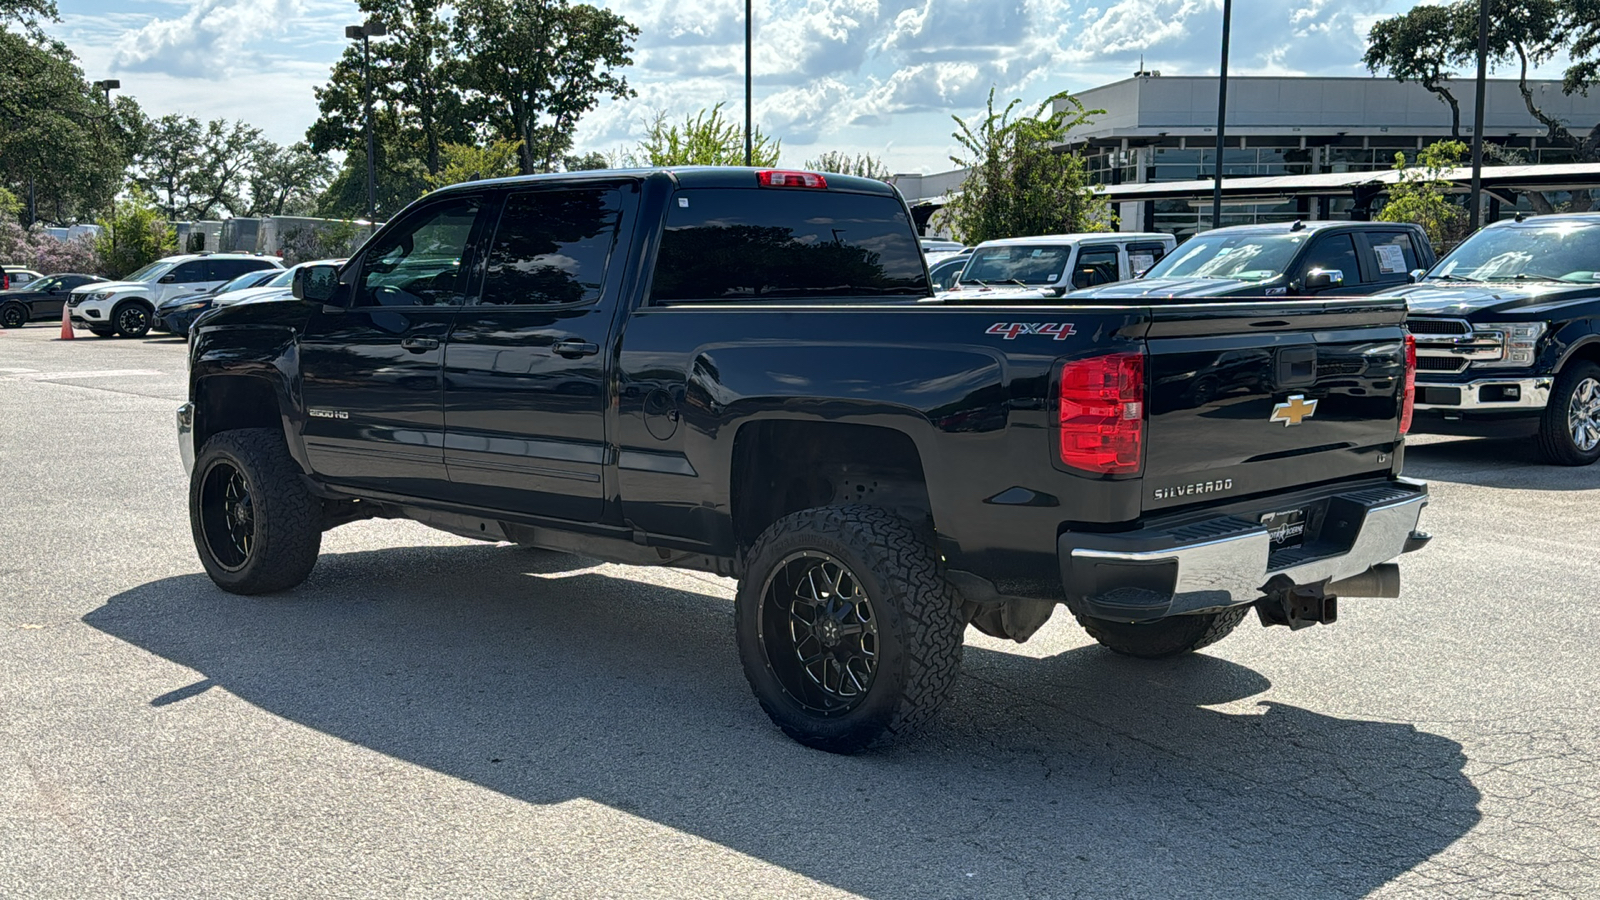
[1069,277,1269,300]
[1379,280,1600,318]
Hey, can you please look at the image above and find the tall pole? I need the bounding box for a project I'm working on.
[1469,0,1489,230]
[744,0,753,166]
[363,33,377,222]
[95,80,120,251]
[1210,0,1233,232]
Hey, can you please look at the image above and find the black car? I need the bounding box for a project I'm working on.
[1066,221,1436,301]
[928,251,971,291]
[152,268,279,337]
[0,273,107,327]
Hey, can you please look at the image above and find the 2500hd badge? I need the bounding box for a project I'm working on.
[1152,478,1235,501]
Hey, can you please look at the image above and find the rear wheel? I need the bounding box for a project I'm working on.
[0,303,25,328]
[112,302,151,337]
[190,428,321,594]
[1537,361,1600,466]
[736,505,964,754]
[1076,607,1249,659]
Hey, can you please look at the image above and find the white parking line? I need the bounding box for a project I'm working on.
[3,369,166,381]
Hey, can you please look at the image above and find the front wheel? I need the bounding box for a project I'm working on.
[1076,606,1249,659]
[1537,361,1600,466]
[190,428,322,594]
[736,505,964,754]
[0,303,25,328]
[113,302,152,337]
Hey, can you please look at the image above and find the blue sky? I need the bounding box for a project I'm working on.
[45,0,1580,174]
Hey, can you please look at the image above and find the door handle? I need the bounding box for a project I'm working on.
[400,336,440,352]
[552,339,600,358]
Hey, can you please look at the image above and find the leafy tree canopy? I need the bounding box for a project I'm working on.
[1377,140,1470,251]
[802,151,890,180]
[628,103,780,167]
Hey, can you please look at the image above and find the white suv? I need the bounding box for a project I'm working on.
[68,254,283,337]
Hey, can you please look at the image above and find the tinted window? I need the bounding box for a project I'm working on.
[1072,247,1121,288]
[929,256,968,291]
[357,197,482,307]
[1301,234,1358,284]
[481,188,621,306]
[1366,232,1419,280]
[962,246,1071,285]
[168,261,209,282]
[650,189,927,302]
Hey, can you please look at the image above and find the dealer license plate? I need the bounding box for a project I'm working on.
[1260,508,1308,549]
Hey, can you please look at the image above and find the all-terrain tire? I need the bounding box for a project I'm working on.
[112,301,151,337]
[1536,361,1600,466]
[189,428,321,594]
[735,504,964,754]
[1076,606,1250,659]
[0,303,26,328]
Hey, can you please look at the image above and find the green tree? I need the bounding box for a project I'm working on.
[132,115,266,220]
[1378,140,1470,251]
[562,151,609,171]
[630,103,780,167]
[94,184,175,278]
[424,139,524,189]
[248,141,334,216]
[944,88,1109,245]
[802,151,890,179]
[307,0,468,178]
[452,0,639,174]
[0,186,20,222]
[1364,5,1465,139]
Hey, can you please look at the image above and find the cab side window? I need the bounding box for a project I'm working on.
[357,197,483,307]
[479,188,621,306]
[1299,234,1358,286]
[1072,247,1121,288]
[167,261,210,283]
[1126,241,1168,277]
[1365,232,1420,283]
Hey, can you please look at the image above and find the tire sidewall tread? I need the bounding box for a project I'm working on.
[735,504,964,754]
[1537,361,1600,466]
[190,428,321,595]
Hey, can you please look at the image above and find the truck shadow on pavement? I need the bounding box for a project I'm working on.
[85,544,1479,899]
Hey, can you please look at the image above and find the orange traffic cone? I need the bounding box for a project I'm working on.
[59,299,74,340]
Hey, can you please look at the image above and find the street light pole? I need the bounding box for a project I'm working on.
[1469,0,1489,231]
[1210,0,1232,232]
[346,21,387,222]
[93,79,121,251]
[744,0,753,167]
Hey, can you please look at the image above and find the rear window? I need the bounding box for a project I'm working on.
[650,189,928,302]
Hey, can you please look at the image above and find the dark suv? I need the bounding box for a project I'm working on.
[1066,221,1436,301]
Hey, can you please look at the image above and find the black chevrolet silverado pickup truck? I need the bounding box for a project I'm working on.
[178,167,1429,753]
[1380,213,1600,465]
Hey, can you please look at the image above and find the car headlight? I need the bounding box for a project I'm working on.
[85,291,111,302]
[1476,321,1547,368]
[167,301,208,312]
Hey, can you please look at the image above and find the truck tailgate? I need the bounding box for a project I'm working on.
[1141,299,1408,514]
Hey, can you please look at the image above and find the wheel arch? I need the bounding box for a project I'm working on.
[192,373,308,474]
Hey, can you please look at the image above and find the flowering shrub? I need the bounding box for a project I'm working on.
[0,220,106,276]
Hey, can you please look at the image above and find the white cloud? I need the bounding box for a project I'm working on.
[110,0,309,78]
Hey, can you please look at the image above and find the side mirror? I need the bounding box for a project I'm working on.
[159,274,177,284]
[1407,268,1428,284]
[1304,268,1344,291]
[293,264,345,306]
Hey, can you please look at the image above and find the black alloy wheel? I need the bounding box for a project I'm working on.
[198,460,255,571]
[114,303,151,337]
[758,551,882,716]
[0,304,25,328]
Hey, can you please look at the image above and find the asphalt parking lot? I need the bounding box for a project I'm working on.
[2,325,1598,899]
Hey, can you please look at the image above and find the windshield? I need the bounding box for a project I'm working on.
[261,267,300,288]
[124,262,170,282]
[216,271,268,293]
[1144,233,1307,281]
[27,276,59,292]
[1430,222,1600,283]
[960,246,1072,285]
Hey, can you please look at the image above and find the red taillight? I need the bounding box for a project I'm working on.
[756,170,827,189]
[1399,332,1416,435]
[1059,352,1145,474]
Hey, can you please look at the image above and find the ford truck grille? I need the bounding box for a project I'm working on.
[1410,317,1503,373]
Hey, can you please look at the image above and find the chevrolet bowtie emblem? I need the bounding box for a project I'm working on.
[1270,394,1318,426]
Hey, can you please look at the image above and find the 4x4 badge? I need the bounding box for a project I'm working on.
[1270,394,1317,426]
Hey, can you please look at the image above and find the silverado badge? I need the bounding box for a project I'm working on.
[1270,395,1318,427]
